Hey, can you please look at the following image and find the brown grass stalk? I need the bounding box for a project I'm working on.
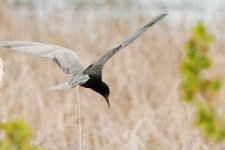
[0,2,225,149]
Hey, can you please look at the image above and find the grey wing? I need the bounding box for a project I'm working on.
[95,13,167,67]
[0,41,84,74]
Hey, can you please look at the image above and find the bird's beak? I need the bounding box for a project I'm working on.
[104,95,110,108]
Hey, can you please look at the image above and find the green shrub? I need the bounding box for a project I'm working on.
[180,22,225,142]
[0,119,39,150]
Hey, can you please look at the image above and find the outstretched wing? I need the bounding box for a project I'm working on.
[95,13,167,68]
[0,41,84,74]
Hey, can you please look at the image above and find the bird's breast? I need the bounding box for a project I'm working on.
[80,74,101,89]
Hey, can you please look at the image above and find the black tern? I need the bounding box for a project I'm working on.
[0,13,167,107]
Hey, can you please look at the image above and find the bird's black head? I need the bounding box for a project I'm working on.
[92,81,110,108]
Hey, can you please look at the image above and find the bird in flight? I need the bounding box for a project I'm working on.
[0,13,167,107]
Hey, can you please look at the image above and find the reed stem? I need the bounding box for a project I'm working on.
[76,86,82,150]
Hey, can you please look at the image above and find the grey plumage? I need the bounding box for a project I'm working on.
[0,41,84,74]
[52,74,90,89]
[0,41,87,88]
[0,13,167,107]
[95,13,167,68]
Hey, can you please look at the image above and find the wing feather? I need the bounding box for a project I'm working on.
[95,13,167,67]
[0,41,84,74]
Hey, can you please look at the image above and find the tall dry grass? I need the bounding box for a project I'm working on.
[0,57,3,87]
[0,3,225,150]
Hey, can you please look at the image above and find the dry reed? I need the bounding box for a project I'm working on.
[0,57,3,88]
[0,3,225,150]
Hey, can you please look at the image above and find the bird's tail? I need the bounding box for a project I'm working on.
[51,74,89,90]
[51,82,74,90]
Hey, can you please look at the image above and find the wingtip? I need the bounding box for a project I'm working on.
[159,13,168,19]
[107,102,110,108]
[0,41,14,48]
[0,41,4,47]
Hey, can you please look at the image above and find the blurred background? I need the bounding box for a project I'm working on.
[0,0,225,149]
